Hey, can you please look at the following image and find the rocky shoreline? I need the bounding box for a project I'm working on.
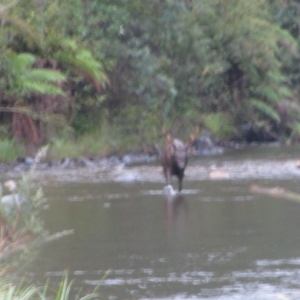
[2,142,300,185]
[0,135,225,175]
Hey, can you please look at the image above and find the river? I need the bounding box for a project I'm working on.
[7,145,300,299]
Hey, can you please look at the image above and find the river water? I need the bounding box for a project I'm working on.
[9,145,300,299]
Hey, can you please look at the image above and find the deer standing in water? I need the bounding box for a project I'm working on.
[161,127,198,192]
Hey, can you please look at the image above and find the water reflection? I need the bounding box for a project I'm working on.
[164,194,187,235]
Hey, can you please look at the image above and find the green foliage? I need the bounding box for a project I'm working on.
[202,113,235,138]
[0,0,108,147]
[0,146,100,299]
[1,51,66,99]
[249,99,281,121]
[0,273,99,299]
[0,148,48,252]
[57,42,108,87]
[49,123,122,159]
[0,278,41,300]
[2,0,300,146]
[0,139,22,163]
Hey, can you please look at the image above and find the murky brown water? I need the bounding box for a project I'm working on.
[6,145,300,299]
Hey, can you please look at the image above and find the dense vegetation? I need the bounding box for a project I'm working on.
[1,0,300,159]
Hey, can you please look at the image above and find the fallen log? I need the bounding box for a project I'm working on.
[250,184,300,203]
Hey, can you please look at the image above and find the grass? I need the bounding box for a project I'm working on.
[0,273,99,300]
[0,129,124,163]
[0,122,152,163]
[48,132,113,159]
[48,125,141,160]
[0,280,41,300]
[0,139,23,163]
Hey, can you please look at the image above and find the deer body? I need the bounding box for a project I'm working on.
[162,137,191,192]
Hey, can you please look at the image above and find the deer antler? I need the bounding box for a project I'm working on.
[189,125,200,144]
[163,126,172,142]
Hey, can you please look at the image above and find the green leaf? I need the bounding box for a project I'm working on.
[292,122,300,135]
[22,81,65,95]
[249,99,280,121]
[254,85,280,102]
[57,45,108,87]
[26,69,66,82]
[7,52,36,70]
[202,112,235,138]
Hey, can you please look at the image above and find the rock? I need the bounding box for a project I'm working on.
[4,180,17,192]
[106,156,123,167]
[1,193,28,208]
[122,153,156,165]
[24,157,34,166]
[193,134,224,156]
[78,157,97,168]
[60,157,76,169]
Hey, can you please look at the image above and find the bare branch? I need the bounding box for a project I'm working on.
[0,0,21,16]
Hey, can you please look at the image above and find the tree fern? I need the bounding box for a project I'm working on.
[13,53,36,69]
[7,51,66,97]
[56,42,109,90]
[2,15,44,50]
[3,6,108,95]
[26,69,66,83]
[22,82,64,96]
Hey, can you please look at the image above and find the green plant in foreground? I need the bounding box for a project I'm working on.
[0,273,99,300]
[0,146,98,299]
[52,273,99,300]
[0,278,41,300]
[0,147,48,263]
[0,146,73,263]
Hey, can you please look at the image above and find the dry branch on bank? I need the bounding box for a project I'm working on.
[250,184,300,203]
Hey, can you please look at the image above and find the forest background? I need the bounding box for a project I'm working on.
[1,0,300,162]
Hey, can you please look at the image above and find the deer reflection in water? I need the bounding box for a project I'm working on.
[163,191,188,234]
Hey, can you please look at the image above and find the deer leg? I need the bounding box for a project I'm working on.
[178,173,184,192]
[163,168,172,186]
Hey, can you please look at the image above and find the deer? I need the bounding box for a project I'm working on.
[161,127,199,192]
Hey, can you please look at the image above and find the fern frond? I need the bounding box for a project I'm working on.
[26,69,66,83]
[56,41,108,89]
[6,51,65,96]
[8,52,36,69]
[278,86,292,98]
[60,52,107,83]
[254,85,280,102]
[249,98,280,121]
[22,82,65,95]
[4,16,44,50]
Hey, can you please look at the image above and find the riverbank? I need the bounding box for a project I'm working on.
[0,134,226,177]
[1,143,300,185]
